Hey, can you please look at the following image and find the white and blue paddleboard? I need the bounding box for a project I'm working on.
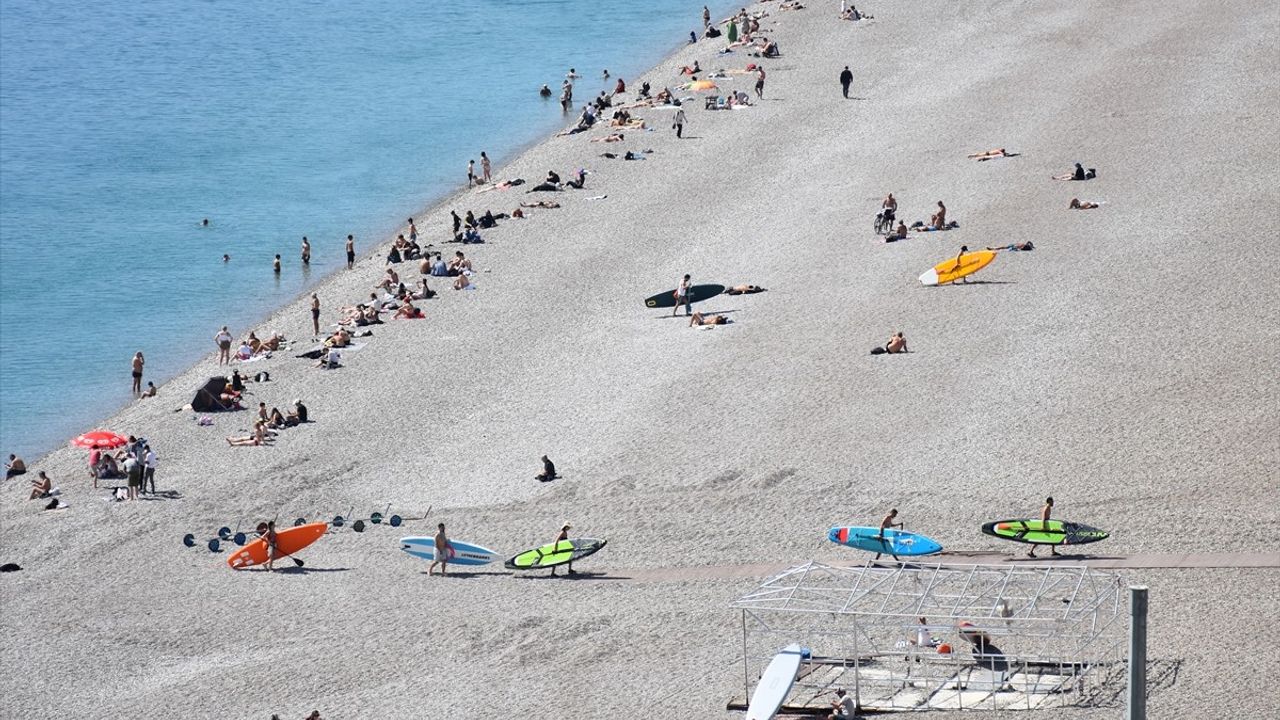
[400,537,499,566]
[828,526,943,556]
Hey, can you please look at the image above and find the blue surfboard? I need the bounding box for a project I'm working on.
[400,537,499,566]
[827,526,943,556]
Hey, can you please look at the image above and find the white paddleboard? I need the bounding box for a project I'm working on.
[400,537,499,566]
[746,644,804,720]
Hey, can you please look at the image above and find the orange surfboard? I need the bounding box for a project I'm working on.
[919,250,996,286]
[227,522,327,569]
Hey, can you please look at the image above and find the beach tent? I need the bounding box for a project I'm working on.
[191,377,237,412]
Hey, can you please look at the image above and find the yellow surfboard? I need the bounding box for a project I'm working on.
[919,250,996,286]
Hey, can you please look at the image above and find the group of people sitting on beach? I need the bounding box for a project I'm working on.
[227,399,307,447]
[236,331,284,361]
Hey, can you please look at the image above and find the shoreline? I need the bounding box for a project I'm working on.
[13,13,725,465]
[4,1,1278,718]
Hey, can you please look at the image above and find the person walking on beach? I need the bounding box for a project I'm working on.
[310,293,321,337]
[467,159,476,188]
[673,107,687,138]
[703,5,711,28]
[428,523,451,576]
[839,66,853,98]
[345,234,355,269]
[673,274,693,317]
[301,236,311,265]
[273,254,282,274]
[143,444,157,494]
[550,523,576,576]
[755,66,766,99]
[214,326,233,365]
[131,351,145,395]
[875,508,904,561]
[263,520,279,571]
[481,152,491,183]
[1028,497,1059,558]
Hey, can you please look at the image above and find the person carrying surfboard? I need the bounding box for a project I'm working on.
[550,523,575,576]
[263,520,278,572]
[429,523,451,576]
[1028,497,1059,558]
[673,274,692,317]
[875,509,904,560]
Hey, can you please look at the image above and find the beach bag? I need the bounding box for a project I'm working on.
[870,346,888,355]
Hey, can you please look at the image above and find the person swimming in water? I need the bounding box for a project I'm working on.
[539,84,552,97]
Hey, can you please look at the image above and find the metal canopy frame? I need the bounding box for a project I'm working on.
[731,561,1127,713]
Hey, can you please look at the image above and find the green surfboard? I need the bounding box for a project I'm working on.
[504,538,607,570]
[981,519,1108,546]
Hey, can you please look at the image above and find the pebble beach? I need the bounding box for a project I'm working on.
[2,0,1278,717]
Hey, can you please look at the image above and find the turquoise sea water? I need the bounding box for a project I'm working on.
[0,0,723,459]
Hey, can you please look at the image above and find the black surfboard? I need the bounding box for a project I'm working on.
[644,283,725,309]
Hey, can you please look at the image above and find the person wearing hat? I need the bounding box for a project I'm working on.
[286,399,308,426]
[828,688,856,719]
[550,522,575,576]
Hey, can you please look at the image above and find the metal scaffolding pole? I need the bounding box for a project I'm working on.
[1127,586,1148,720]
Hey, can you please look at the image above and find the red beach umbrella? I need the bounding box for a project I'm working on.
[71,430,129,449]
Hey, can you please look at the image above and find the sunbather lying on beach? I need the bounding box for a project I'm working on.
[521,201,562,209]
[259,333,283,352]
[725,284,766,295]
[226,421,271,446]
[478,178,525,193]
[680,61,702,76]
[324,328,351,348]
[395,299,424,319]
[591,133,625,143]
[987,241,1035,252]
[1069,198,1100,209]
[967,148,1018,160]
[690,312,729,326]
[453,274,471,291]
[1052,163,1096,180]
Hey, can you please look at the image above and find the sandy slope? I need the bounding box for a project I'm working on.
[2,1,1278,717]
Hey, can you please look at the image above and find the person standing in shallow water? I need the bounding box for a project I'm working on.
[131,351,144,395]
[273,254,281,274]
[345,234,355,269]
[301,236,311,265]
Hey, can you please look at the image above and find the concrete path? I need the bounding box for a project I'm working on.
[592,551,1280,583]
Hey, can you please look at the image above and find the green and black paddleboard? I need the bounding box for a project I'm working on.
[981,519,1109,546]
[504,538,607,570]
[644,284,725,309]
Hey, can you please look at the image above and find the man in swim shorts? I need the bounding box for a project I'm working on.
[1027,497,1058,558]
[550,523,575,576]
[263,520,278,571]
[131,351,145,394]
[875,508,903,560]
[429,523,450,576]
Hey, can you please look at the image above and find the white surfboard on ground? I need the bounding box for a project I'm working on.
[746,643,804,720]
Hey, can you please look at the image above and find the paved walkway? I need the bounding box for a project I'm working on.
[592,551,1280,583]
